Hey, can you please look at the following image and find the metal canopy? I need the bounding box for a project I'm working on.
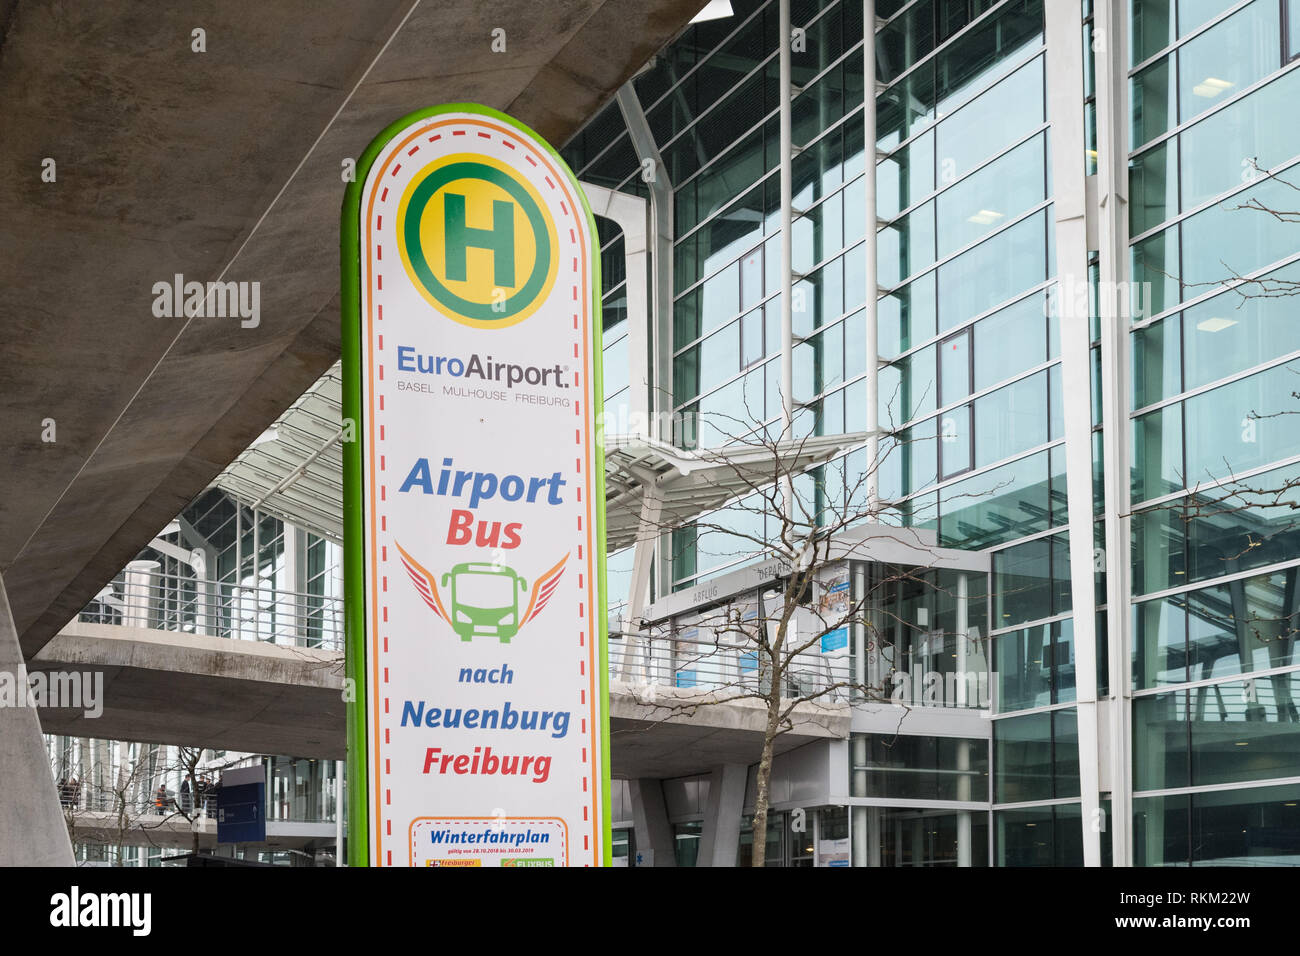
[214,362,345,541]
[603,431,869,552]
[215,365,868,552]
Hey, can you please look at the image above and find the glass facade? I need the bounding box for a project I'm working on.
[1125,0,1300,865]
[561,0,1300,865]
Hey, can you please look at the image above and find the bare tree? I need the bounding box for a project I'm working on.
[52,739,245,864]
[611,394,991,866]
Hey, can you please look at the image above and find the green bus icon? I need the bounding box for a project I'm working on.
[441,562,528,642]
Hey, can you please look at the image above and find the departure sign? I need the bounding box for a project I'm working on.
[341,104,609,867]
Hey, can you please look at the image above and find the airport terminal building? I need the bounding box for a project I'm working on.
[11,0,1300,866]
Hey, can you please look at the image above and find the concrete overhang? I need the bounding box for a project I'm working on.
[31,622,346,758]
[0,0,709,659]
[608,679,850,779]
[29,619,855,774]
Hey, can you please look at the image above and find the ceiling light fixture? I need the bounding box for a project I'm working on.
[1192,77,1234,98]
[1196,316,1238,333]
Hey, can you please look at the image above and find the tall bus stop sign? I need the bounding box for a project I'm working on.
[342,104,610,867]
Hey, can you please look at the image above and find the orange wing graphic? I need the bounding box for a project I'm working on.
[394,541,449,621]
[520,554,568,625]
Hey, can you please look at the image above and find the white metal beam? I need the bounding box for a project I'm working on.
[1094,0,1135,867]
[1043,0,1102,867]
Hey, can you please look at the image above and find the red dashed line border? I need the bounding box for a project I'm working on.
[363,116,598,866]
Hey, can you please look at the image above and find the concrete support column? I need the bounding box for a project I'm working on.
[0,573,75,865]
[123,559,159,628]
[698,762,747,867]
[867,806,882,866]
[957,740,972,866]
[851,731,869,866]
[628,778,675,866]
[852,806,868,866]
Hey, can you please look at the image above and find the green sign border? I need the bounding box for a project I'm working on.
[341,102,610,867]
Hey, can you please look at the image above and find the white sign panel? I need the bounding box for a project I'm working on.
[345,104,608,867]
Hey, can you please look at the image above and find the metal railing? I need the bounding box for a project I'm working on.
[58,783,218,821]
[607,630,854,703]
[79,571,344,651]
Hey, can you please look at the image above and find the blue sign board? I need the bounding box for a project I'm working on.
[217,767,266,844]
[820,627,849,654]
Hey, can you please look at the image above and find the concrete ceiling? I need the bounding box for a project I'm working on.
[0,0,707,658]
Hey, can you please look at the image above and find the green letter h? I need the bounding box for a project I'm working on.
[443,193,515,287]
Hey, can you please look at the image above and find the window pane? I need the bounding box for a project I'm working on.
[1131,57,1174,149]
[974,371,1048,468]
[879,201,936,287]
[994,536,1053,626]
[995,805,1055,866]
[877,131,934,220]
[937,211,1048,332]
[1181,177,1300,303]
[879,272,937,359]
[1178,0,1280,126]
[994,624,1052,711]
[940,403,972,477]
[1182,262,1300,392]
[1133,792,1191,865]
[1184,362,1300,485]
[994,711,1053,803]
[1131,403,1183,503]
[1131,0,1175,66]
[880,344,937,426]
[939,449,1051,548]
[973,292,1048,391]
[1130,503,1185,595]
[1184,571,1300,677]
[939,330,971,406]
[1191,782,1300,864]
[1131,314,1182,409]
[1129,139,1178,235]
[700,260,740,334]
[1180,66,1300,210]
[936,55,1046,182]
[936,132,1047,257]
[1130,227,1180,320]
[851,733,989,801]
[1191,674,1300,786]
[1053,708,1080,798]
[1133,594,1189,689]
[1179,0,1239,37]
[1134,690,1191,791]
